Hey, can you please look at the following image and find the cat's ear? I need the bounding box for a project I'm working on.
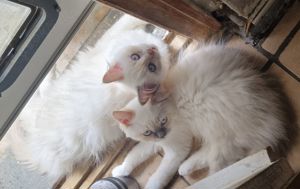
[150,85,170,105]
[112,110,135,127]
[103,64,124,83]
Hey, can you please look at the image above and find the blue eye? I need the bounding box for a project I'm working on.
[143,130,153,136]
[160,117,168,125]
[131,53,140,61]
[148,63,156,72]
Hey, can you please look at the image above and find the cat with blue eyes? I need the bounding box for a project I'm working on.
[112,98,192,189]
[108,44,294,189]
[1,15,172,181]
[103,42,170,105]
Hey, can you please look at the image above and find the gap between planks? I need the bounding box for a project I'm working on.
[58,139,131,189]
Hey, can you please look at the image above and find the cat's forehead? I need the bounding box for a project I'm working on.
[126,98,160,118]
[120,44,157,54]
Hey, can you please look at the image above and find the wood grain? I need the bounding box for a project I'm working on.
[55,4,110,74]
[78,140,130,189]
[97,0,221,39]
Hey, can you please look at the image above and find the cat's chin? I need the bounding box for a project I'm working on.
[137,83,160,105]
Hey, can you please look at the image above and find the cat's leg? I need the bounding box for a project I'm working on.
[178,146,209,176]
[112,142,156,177]
[145,139,191,189]
[207,144,247,175]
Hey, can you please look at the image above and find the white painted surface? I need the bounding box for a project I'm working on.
[0,0,31,56]
[0,0,91,137]
[187,150,273,189]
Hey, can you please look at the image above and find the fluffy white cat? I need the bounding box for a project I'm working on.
[1,15,170,181]
[102,30,170,105]
[111,44,293,189]
[112,98,192,189]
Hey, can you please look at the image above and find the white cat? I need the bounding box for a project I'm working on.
[1,15,170,181]
[112,98,192,189]
[111,44,292,189]
[102,30,170,105]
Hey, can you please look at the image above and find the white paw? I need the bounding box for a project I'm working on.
[178,161,195,176]
[112,165,131,177]
[145,178,162,189]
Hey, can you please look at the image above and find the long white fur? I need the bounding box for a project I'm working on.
[172,45,287,174]
[0,15,168,181]
[112,44,289,189]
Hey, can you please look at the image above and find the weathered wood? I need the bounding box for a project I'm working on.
[169,35,190,52]
[96,0,221,39]
[79,139,132,189]
[187,149,274,189]
[60,166,93,189]
[55,4,110,74]
[163,32,176,44]
[238,159,294,189]
[160,0,221,31]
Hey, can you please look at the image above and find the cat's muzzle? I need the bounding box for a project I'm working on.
[155,127,167,138]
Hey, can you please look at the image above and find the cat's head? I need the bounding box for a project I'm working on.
[103,44,170,105]
[112,98,170,142]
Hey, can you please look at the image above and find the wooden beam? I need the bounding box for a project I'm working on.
[96,0,221,39]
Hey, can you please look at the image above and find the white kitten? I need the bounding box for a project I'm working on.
[3,15,169,181]
[102,29,170,105]
[112,44,292,188]
[153,44,292,174]
[112,98,192,189]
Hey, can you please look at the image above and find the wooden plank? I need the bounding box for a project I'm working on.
[79,139,132,189]
[60,166,93,189]
[131,155,163,188]
[184,168,208,185]
[101,142,188,188]
[55,4,111,74]
[101,140,138,178]
[238,159,294,189]
[168,35,190,64]
[160,0,221,31]
[168,176,190,189]
[169,35,190,52]
[97,0,221,39]
[187,149,273,189]
[163,32,176,44]
[287,173,300,189]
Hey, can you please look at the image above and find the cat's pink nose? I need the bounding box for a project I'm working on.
[147,47,157,56]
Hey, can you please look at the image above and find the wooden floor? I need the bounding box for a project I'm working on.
[53,1,300,188]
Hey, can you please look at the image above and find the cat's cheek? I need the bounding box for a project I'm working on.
[112,165,131,177]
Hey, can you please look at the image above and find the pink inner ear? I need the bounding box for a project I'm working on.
[112,111,134,126]
[103,64,124,83]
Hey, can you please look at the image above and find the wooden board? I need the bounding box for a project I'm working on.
[97,0,221,39]
[55,4,111,74]
[60,139,129,189]
[101,142,189,188]
[78,140,130,189]
[187,149,274,189]
[60,166,93,189]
